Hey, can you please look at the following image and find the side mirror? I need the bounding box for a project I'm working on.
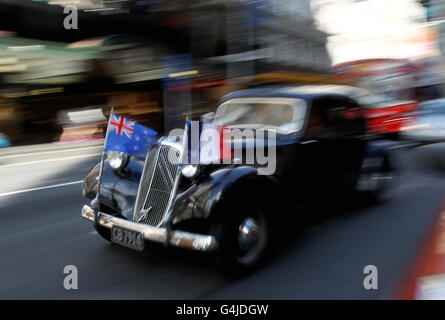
[200,112,215,123]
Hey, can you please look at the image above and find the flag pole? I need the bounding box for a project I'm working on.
[91,107,114,214]
[180,113,191,168]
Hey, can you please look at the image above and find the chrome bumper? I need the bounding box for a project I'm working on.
[81,205,218,252]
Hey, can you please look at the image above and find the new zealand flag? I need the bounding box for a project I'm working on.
[104,112,158,156]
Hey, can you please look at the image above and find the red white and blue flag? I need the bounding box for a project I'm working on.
[109,113,136,139]
[104,112,157,155]
[180,120,232,165]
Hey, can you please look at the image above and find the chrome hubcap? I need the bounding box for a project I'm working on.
[236,214,268,266]
[238,217,260,251]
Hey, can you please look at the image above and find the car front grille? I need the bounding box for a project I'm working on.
[133,141,181,226]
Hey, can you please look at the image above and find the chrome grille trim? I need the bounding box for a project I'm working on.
[133,139,181,227]
[133,144,160,223]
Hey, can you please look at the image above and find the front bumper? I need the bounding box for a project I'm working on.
[81,205,218,252]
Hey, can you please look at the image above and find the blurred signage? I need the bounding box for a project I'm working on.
[334,59,428,101]
[241,0,269,27]
[162,54,192,89]
[3,87,64,98]
[335,59,420,78]
[162,54,192,132]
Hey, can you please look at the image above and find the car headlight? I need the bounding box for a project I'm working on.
[181,164,199,178]
[107,151,129,170]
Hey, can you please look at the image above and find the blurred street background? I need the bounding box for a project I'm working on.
[0,0,444,145]
[2,0,445,299]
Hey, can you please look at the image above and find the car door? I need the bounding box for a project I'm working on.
[296,102,331,203]
[299,97,367,201]
[317,98,367,192]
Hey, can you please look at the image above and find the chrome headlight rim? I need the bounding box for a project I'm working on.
[107,151,130,170]
[181,164,199,178]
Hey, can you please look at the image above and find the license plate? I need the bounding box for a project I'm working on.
[111,226,144,251]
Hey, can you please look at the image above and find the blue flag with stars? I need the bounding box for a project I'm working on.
[104,112,158,156]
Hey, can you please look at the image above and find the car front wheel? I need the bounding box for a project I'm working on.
[210,203,271,277]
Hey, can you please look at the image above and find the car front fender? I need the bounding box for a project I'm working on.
[82,157,144,220]
[169,166,280,226]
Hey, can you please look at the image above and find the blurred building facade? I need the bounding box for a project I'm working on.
[312,0,445,102]
[163,0,333,130]
[312,0,432,64]
[0,0,333,145]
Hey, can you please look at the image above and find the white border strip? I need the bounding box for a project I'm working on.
[0,153,101,168]
[0,180,83,197]
[0,145,103,160]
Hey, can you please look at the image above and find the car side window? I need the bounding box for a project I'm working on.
[321,106,350,139]
[305,106,326,139]
[307,98,365,139]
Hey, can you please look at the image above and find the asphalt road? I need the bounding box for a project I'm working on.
[1,142,445,299]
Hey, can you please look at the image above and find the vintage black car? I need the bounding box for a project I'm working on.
[81,85,393,276]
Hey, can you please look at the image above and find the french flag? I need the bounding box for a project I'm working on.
[180,120,232,165]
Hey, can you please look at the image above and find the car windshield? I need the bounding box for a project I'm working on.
[213,98,307,133]
[418,101,445,116]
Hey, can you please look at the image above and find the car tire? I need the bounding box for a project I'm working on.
[210,200,272,278]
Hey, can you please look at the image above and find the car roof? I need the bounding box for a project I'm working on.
[219,84,362,104]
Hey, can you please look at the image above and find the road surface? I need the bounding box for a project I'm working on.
[0,142,444,299]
